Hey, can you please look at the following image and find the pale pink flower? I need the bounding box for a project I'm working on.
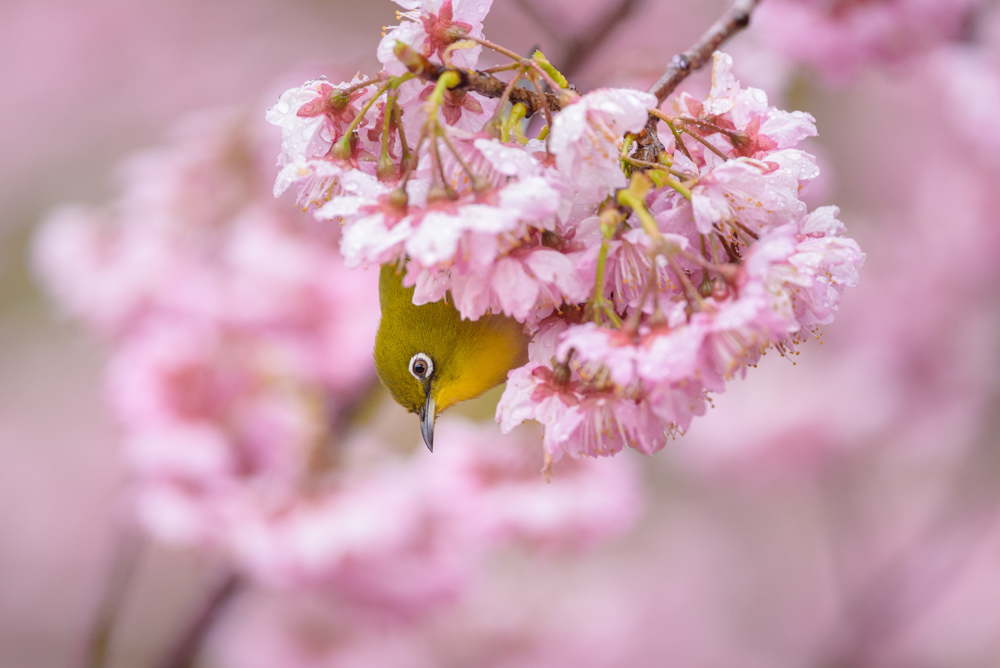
[550,88,657,203]
[106,321,328,546]
[35,107,385,559]
[226,417,642,612]
[334,177,555,275]
[496,360,679,460]
[686,149,818,236]
[272,157,355,207]
[575,214,685,315]
[783,208,865,327]
[419,245,590,324]
[676,51,818,159]
[395,78,498,139]
[378,0,495,76]
[266,76,376,167]
[32,205,172,334]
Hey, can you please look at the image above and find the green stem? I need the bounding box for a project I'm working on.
[589,212,623,328]
[663,117,693,163]
[482,62,521,74]
[502,102,529,143]
[334,80,394,157]
[525,59,565,94]
[437,125,480,190]
[526,71,554,151]
[486,69,525,135]
[616,189,662,243]
[392,96,410,165]
[622,157,692,183]
[618,186,702,311]
[660,174,692,200]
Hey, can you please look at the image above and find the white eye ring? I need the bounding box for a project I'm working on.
[409,353,433,380]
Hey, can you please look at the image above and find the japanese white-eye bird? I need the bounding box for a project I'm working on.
[374,264,529,452]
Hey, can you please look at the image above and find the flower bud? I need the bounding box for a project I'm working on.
[387,187,409,212]
[377,153,398,182]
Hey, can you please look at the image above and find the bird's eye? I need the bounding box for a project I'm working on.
[409,352,433,380]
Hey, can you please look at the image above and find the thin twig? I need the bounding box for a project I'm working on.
[560,0,645,76]
[157,572,242,668]
[509,0,560,41]
[398,49,562,116]
[647,0,761,105]
[636,0,761,163]
[83,524,144,668]
[511,0,645,77]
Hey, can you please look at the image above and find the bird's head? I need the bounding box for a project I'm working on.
[374,343,443,451]
[373,264,529,452]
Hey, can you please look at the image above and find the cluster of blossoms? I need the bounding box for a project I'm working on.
[33,105,640,613]
[268,0,864,468]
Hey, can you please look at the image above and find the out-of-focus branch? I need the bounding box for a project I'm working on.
[511,0,646,78]
[509,0,559,41]
[157,572,242,668]
[403,0,761,128]
[83,525,144,668]
[821,383,1000,665]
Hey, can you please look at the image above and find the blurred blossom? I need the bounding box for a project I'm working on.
[229,419,641,615]
[755,0,984,83]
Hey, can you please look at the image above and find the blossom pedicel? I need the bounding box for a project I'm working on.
[267,1,864,471]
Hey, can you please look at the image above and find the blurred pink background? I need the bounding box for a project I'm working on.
[5,0,1000,666]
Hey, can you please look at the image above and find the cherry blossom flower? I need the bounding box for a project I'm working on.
[679,52,818,157]
[378,0,494,76]
[549,88,658,203]
[267,76,378,168]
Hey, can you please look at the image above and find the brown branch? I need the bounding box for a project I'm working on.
[636,0,761,163]
[562,0,646,76]
[647,0,761,105]
[157,572,242,668]
[512,0,646,78]
[397,45,562,116]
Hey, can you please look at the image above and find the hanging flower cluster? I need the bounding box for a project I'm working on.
[268,0,864,468]
[268,0,864,470]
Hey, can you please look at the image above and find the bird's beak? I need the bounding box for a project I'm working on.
[418,390,436,452]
